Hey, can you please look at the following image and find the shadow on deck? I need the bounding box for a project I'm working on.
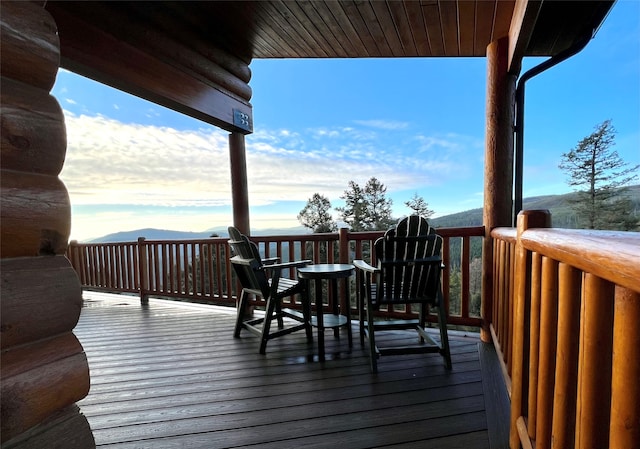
[74,292,509,449]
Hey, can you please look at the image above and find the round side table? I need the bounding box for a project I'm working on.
[297,264,354,361]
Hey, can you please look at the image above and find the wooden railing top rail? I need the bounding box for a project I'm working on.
[491,227,517,242]
[72,226,486,248]
[521,228,639,293]
[72,237,229,246]
[254,232,339,242]
[138,237,228,244]
[492,226,640,293]
[436,226,485,238]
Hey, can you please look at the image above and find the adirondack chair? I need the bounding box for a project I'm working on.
[228,226,313,354]
[353,215,452,373]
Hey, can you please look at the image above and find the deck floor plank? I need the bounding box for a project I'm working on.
[74,293,506,448]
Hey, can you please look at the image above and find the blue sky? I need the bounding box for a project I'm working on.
[54,1,639,242]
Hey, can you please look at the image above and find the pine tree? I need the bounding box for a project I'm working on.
[336,177,394,231]
[297,193,337,233]
[363,177,394,230]
[404,193,435,218]
[558,119,639,230]
[336,181,368,231]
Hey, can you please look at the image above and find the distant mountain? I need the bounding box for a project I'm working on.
[251,226,310,236]
[88,228,218,243]
[87,226,311,243]
[86,185,639,243]
[432,184,640,229]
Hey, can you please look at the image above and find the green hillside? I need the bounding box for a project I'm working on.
[432,184,640,229]
[88,185,639,243]
[430,184,639,272]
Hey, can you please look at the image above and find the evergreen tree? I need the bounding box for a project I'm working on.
[405,193,435,218]
[336,177,394,231]
[558,119,639,230]
[297,193,337,233]
[336,180,368,231]
[363,177,395,230]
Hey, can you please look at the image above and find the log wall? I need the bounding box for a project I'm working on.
[0,2,92,446]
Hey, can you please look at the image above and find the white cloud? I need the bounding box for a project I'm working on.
[69,207,234,241]
[61,113,231,206]
[60,112,484,237]
[353,119,409,130]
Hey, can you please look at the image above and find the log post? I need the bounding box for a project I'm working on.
[339,228,349,264]
[229,132,250,235]
[138,237,149,303]
[482,36,517,342]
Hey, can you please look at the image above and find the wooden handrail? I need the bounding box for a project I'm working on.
[491,210,640,449]
[66,226,485,327]
[520,228,639,292]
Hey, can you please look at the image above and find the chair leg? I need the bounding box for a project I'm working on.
[259,297,278,354]
[437,299,452,369]
[366,301,378,373]
[358,287,366,347]
[419,302,428,343]
[274,297,285,329]
[234,289,249,338]
[301,289,313,343]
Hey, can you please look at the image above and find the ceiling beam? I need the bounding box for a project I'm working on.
[508,0,544,75]
[50,5,253,134]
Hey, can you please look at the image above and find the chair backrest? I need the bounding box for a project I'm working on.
[227,226,270,298]
[374,215,443,305]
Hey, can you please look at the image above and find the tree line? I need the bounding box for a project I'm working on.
[298,119,638,234]
[293,119,637,321]
[297,177,434,233]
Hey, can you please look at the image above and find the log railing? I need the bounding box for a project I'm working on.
[491,210,640,449]
[66,226,485,327]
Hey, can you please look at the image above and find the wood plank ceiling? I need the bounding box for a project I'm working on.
[44,1,614,132]
[47,1,613,61]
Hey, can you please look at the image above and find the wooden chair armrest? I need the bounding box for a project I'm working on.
[267,260,312,291]
[267,259,312,272]
[262,257,280,265]
[353,259,378,273]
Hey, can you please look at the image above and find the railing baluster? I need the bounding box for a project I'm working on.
[609,287,640,449]
[507,240,515,376]
[527,251,542,440]
[199,243,204,297]
[575,273,614,449]
[461,236,470,318]
[551,263,581,449]
[138,238,149,302]
[442,236,451,316]
[535,256,558,449]
[190,243,195,296]
[93,245,100,287]
[211,243,216,298]
[182,243,189,295]
[500,239,510,367]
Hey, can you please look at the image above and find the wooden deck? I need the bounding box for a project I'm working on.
[74,292,509,449]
